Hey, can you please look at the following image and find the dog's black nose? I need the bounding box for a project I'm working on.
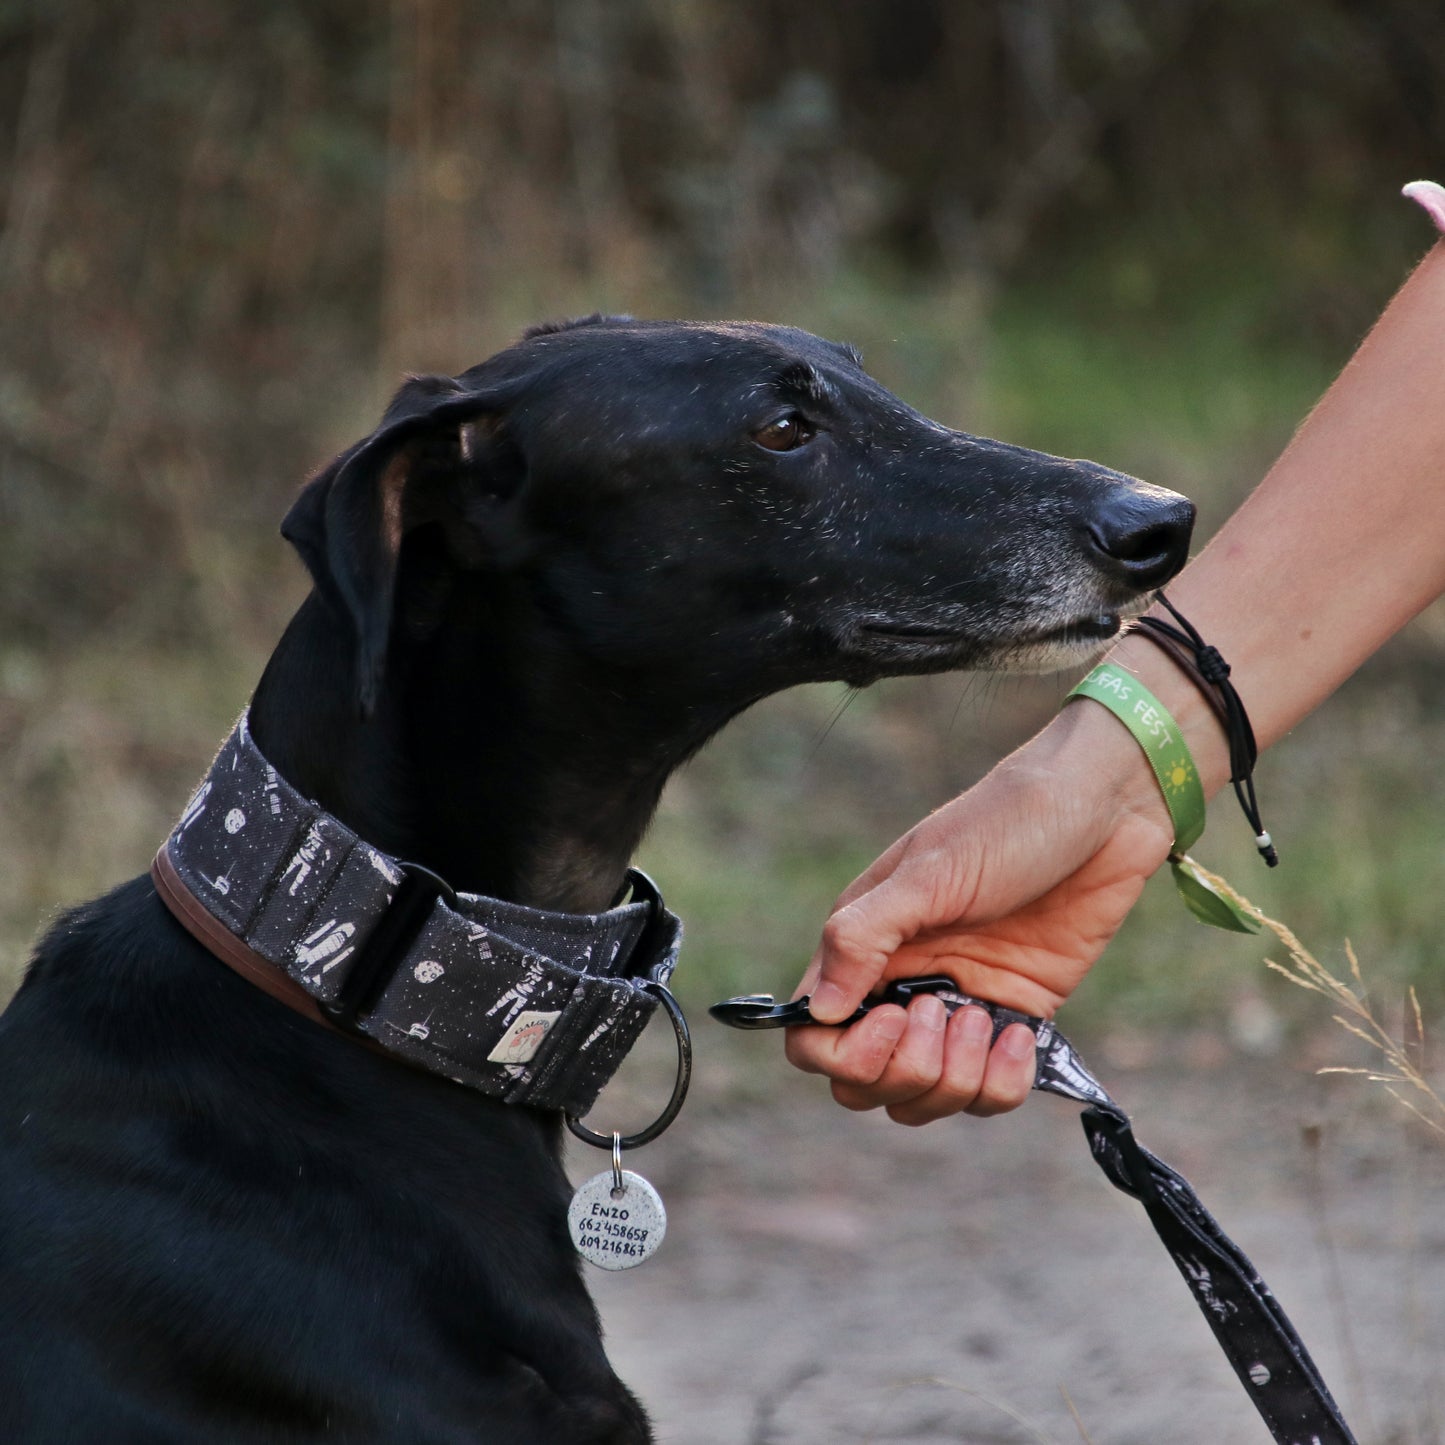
[1085,490,1195,590]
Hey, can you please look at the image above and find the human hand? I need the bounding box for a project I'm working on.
[787,178,1445,1125]
[784,698,1176,1123]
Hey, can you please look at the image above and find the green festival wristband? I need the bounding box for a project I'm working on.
[1066,664,1206,852]
[1065,664,1260,934]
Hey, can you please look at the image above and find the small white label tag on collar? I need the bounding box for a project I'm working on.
[485,1009,561,1065]
[568,1168,667,1270]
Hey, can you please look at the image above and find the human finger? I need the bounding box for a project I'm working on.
[963,1022,1037,1117]
[828,994,950,1112]
[782,1004,908,1084]
[807,862,949,1023]
[884,1003,994,1126]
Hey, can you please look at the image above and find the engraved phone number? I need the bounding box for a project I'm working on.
[579,1233,651,1257]
[578,1220,652,1245]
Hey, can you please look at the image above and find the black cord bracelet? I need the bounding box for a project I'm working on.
[1129,592,1279,867]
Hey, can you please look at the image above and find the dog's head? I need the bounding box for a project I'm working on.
[285,316,1193,713]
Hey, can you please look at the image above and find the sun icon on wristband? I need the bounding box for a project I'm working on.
[1164,756,1196,794]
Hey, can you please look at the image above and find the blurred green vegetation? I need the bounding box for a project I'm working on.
[1,0,1443,1057]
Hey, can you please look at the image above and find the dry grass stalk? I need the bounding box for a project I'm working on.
[1188,861,1445,1139]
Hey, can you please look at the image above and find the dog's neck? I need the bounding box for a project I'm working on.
[248,590,732,915]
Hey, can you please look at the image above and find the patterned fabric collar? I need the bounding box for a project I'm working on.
[151,715,682,1116]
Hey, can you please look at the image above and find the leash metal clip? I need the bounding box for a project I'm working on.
[709,974,971,1030]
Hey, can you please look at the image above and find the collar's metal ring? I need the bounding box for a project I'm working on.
[566,980,692,1151]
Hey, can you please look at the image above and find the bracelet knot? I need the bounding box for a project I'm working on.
[1196,645,1230,684]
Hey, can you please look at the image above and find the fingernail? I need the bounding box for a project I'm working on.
[1001,1024,1036,1061]
[809,981,848,1022]
[960,1006,991,1046]
[874,1007,908,1044]
[915,995,947,1032]
[1404,180,1445,233]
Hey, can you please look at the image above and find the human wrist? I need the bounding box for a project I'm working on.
[1095,627,1236,798]
[1068,660,1214,853]
[1036,615,1245,862]
[1024,692,1177,856]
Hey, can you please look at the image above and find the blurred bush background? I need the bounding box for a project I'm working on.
[2,0,1443,1050]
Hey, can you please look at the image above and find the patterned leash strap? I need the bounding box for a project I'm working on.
[711,977,1358,1445]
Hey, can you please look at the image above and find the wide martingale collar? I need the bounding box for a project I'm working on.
[151,715,682,1117]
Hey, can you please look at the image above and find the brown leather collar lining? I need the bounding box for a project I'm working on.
[151,845,338,1032]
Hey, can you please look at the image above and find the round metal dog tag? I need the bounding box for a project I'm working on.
[567,1169,667,1271]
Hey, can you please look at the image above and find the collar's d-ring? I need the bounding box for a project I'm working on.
[566,980,692,1151]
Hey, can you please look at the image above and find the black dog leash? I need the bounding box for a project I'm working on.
[712,978,1358,1445]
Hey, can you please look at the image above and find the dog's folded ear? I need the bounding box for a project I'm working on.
[283,373,524,716]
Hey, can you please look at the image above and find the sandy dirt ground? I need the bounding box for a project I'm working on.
[569,1037,1445,1445]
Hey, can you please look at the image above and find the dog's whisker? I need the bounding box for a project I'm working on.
[810,685,862,758]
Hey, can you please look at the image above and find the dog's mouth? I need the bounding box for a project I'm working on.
[858,612,1119,645]
[848,605,1137,676]
[983,612,1129,674]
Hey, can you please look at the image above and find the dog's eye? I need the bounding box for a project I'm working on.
[752,414,816,452]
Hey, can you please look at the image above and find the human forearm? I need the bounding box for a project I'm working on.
[1106,229,1445,801]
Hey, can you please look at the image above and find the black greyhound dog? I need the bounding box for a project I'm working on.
[0,316,1192,1443]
